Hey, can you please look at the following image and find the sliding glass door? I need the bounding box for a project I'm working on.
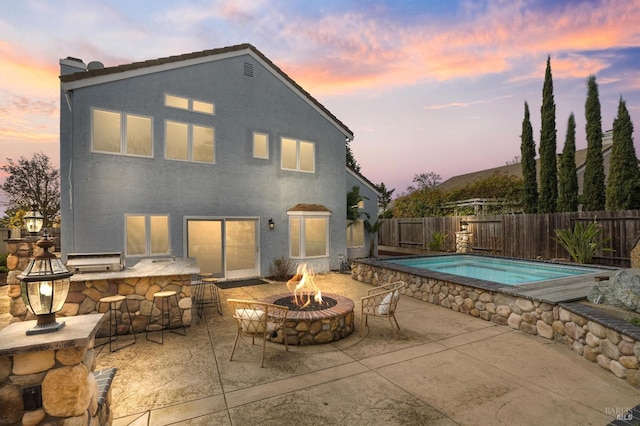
[186,218,259,279]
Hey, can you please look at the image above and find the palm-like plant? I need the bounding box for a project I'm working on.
[364,219,382,257]
[554,221,611,264]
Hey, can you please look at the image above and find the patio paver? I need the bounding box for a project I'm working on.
[3,274,639,425]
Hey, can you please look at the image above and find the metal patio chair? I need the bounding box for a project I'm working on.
[227,299,289,367]
[360,281,405,337]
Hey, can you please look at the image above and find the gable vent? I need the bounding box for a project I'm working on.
[243,62,254,78]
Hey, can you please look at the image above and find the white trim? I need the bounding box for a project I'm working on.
[61,48,351,139]
[287,213,331,259]
[164,119,215,163]
[287,210,331,216]
[124,213,171,258]
[91,108,153,158]
[62,50,244,91]
[281,137,315,173]
[346,168,381,196]
[252,132,269,159]
[184,216,261,280]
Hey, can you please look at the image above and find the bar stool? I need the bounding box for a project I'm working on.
[145,290,187,344]
[193,273,222,317]
[98,295,136,352]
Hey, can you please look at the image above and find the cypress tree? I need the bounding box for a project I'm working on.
[606,97,640,210]
[520,102,538,213]
[557,113,579,212]
[583,75,606,211]
[538,56,557,213]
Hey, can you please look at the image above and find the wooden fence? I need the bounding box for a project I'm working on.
[378,210,640,267]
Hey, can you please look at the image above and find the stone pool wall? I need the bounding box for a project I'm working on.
[352,260,640,388]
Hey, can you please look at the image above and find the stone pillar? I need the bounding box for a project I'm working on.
[0,314,109,425]
[455,231,474,253]
[4,238,35,323]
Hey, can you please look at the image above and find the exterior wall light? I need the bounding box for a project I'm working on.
[18,232,73,335]
[460,221,468,232]
[24,204,44,236]
[268,218,275,230]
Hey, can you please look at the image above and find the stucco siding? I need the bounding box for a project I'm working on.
[61,50,348,275]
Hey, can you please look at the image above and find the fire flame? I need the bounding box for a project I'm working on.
[286,263,323,308]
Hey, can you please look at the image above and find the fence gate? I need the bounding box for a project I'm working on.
[467,219,503,254]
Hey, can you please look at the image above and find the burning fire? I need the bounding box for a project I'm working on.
[286,264,323,309]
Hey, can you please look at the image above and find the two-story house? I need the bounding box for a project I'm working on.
[59,43,379,279]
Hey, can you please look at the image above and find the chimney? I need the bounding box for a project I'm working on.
[59,57,86,76]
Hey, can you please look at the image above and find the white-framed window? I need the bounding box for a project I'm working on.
[165,120,215,163]
[193,100,214,115]
[281,137,315,172]
[125,214,170,257]
[347,220,365,248]
[288,211,330,258]
[164,94,215,115]
[253,132,269,159]
[164,94,189,110]
[92,108,152,157]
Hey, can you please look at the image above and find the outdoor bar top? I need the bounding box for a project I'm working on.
[69,257,200,282]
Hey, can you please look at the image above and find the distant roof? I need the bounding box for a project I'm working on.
[438,142,613,191]
[60,43,353,139]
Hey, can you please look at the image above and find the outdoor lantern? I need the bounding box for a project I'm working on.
[460,221,468,231]
[18,231,73,335]
[268,218,275,230]
[24,204,44,236]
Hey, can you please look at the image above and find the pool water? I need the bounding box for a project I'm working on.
[387,255,602,285]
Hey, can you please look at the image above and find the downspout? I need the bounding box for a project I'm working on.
[64,89,75,256]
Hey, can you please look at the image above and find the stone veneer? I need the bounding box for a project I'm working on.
[352,260,640,388]
[5,239,194,337]
[66,275,193,337]
[455,231,473,253]
[0,314,109,425]
[262,293,355,345]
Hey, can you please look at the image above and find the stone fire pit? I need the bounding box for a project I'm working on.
[262,292,354,345]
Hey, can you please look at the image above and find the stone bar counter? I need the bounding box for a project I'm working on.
[0,314,109,425]
[6,250,199,337]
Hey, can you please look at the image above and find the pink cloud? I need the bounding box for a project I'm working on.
[275,1,640,94]
[0,127,58,144]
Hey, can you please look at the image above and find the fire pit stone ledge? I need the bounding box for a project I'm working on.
[262,292,355,345]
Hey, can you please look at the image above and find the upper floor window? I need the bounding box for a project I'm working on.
[281,138,315,172]
[92,109,152,157]
[125,214,169,257]
[164,94,215,115]
[165,120,215,163]
[253,132,269,159]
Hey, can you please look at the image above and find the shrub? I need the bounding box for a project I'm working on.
[554,221,611,264]
[0,254,6,268]
[268,256,295,281]
[428,231,447,251]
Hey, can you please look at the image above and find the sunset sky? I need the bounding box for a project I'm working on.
[1,0,640,207]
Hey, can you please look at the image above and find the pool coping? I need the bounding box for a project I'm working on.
[358,253,619,304]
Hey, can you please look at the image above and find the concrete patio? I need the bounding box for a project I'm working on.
[83,272,640,425]
[1,273,639,424]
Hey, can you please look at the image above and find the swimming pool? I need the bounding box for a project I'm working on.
[387,255,602,285]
